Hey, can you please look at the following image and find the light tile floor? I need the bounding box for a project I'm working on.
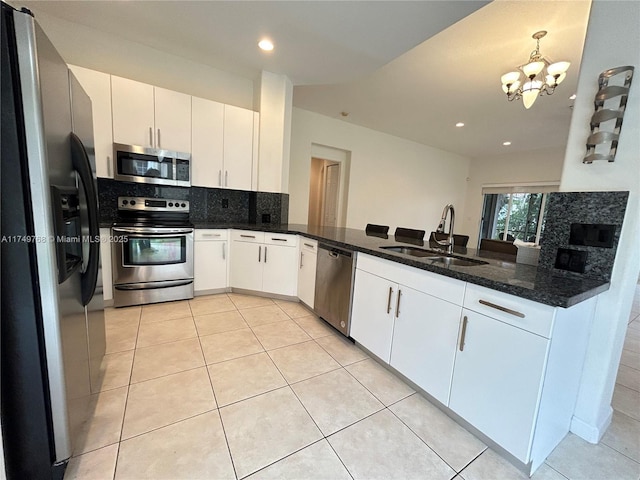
[64,288,640,480]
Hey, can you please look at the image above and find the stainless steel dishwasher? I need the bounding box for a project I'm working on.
[314,244,355,336]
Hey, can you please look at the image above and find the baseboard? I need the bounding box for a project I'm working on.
[570,407,613,443]
[194,288,231,296]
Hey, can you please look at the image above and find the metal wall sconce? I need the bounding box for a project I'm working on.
[583,66,634,163]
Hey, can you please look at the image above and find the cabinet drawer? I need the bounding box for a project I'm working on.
[195,229,228,241]
[463,283,555,338]
[357,253,465,305]
[300,237,318,253]
[265,233,298,247]
[231,230,265,243]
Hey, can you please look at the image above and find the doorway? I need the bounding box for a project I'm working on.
[308,158,340,228]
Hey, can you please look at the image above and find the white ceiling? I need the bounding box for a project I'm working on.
[18,0,591,159]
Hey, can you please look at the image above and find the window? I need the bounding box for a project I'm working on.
[478,184,558,247]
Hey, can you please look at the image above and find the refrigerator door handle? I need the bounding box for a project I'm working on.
[71,132,100,306]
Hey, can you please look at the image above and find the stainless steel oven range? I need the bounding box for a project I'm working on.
[112,196,194,307]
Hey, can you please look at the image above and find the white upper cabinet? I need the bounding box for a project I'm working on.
[191,99,255,190]
[154,87,192,153]
[191,96,224,188]
[111,76,191,152]
[69,65,113,178]
[223,104,254,190]
[111,76,154,148]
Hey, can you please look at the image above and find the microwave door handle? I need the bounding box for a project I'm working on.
[70,133,100,306]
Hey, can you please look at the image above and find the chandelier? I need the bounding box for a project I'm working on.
[501,31,570,109]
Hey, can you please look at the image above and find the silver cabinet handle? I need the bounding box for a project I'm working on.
[478,299,525,318]
[395,289,402,318]
[218,170,222,187]
[222,242,226,260]
[225,171,228,187]
[265,246,268,263]
[386,286,393,314]
[241,234,256,239]
[258,245,262,262]
[458,315,468,351]
[303,243,315,249]
[271,238,287,242]
[149,127,153,147]
[300,252,304,269]
[157,128,161,148]
[201,233,221,238]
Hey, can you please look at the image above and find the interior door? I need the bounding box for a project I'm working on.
[322,163,340,227]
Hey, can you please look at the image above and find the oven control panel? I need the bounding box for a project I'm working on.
[118,196,190,213]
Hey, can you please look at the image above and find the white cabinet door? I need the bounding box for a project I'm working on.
[390,286,462,405]
[229,240,262,291]
[69,66,113,178]
[262,244,298,296]
[449,309,549,462]
[223,104,253,190]
[194,238,228,292]
[297,242,317,307]
[351,269,396,362]
[191,97,224,187]
[154,87,191,153]
[111,76,154,147]
[99,228,113,302]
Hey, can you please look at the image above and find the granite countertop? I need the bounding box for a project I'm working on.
[192,222,609,308]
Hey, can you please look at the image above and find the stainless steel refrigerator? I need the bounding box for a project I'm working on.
[1,3,105,478]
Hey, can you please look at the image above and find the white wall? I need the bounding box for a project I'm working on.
[257,72,293,193]
[459,146,565,245]
[29,10,254,109]
[559,0,640,442]
[289,108,470,232]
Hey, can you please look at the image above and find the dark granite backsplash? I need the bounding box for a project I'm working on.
[539,191,629,281]
[98,178,289,226]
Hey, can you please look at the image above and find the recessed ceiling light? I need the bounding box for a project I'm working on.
[258,39,274,51]
[569,94,577,100]
[455,122,465,127]
[503,141,512,146]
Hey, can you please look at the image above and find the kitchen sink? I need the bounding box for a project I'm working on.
[379,246,443,257]
[380,245,488,267]
[428,256,488,267]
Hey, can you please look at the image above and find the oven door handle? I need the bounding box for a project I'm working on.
[113,227,194,235]
[114,279,194,291]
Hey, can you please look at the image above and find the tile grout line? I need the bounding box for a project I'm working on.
[194,294,240,479]
[187,298,239,479]
[384,401,466,476]
[111,305,143,480]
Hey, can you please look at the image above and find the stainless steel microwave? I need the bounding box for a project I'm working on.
[113,143,191,187]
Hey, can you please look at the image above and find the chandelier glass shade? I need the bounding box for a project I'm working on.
[501,31,570,109]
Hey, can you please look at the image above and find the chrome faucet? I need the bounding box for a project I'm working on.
[433,204,455,254]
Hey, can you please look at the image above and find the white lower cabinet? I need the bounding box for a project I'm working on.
[448,308,549,462]
[297,239,318,308]
[194,230,228,292]
[350,269,396,362]
[229,234,264,291]
[229,230,297,296]
[351,254,464,405]
[390,286,461,405]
